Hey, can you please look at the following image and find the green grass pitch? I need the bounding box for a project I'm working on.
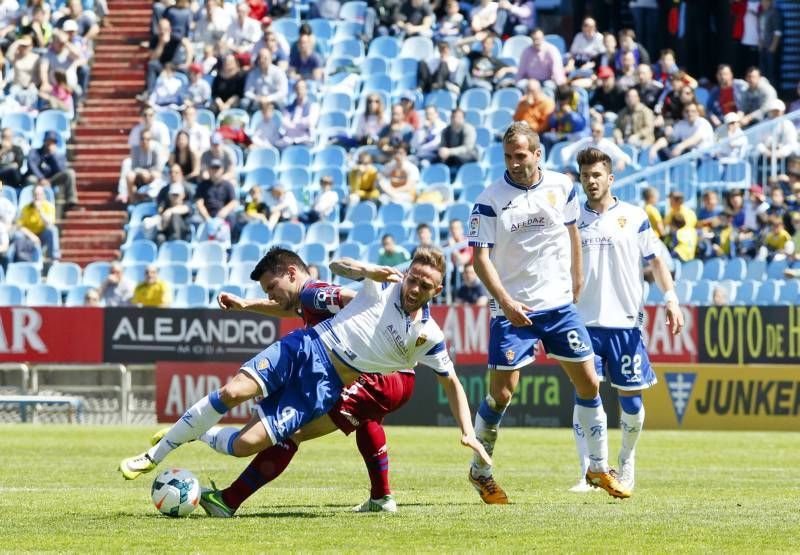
[1,425,797,552]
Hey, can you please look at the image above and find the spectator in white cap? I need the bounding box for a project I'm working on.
[715,111,749,162]
[756,99,798,161]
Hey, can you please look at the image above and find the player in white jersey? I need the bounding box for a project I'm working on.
[571,147,683,493]
[119,247,490,479]
[466,122,630,500]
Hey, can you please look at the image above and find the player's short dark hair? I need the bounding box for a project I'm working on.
[576,147,612,173]
[411,247,446,279]
[503,121,540,153]
[250,247,309,281]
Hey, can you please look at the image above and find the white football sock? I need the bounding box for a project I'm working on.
[199,426,241,456]
[470,395,507,479]
[575,398,609,473]
[619,405,645,463]
[572,404,590,478]
[147,391,228,463]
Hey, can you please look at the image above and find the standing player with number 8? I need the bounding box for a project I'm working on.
[572,148,684,493]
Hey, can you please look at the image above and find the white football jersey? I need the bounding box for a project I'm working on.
[467,169,580,315]
[575,198,660,328]
[315,279,453,376]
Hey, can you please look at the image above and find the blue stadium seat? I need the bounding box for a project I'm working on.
[318,111,350,133]
[675,280,693,304]
[1,184,17,206]
[312,145,348,171]
[690,279,715,305]
[174,284,209,308]
[421,164,450,186]
[717,279,739,304]
[361,73,393,94]
[368,36,401,59]
[335,241,365,260]
[389,58,419,79]
[6,263,41,286]
[778,279,799,305]
[481,144,505,169]
[230,242,261,265]
[18,184,55,207]
[244,167,277,192]
[701,258,725,281]
[159,263,191,286]
[245,146,280,171]
[339,0,368,23]
[486,109,514,137]
[744,258,766,281]
[46,262,81,293]
[382,223,412,243]
[722,257,747,281]
[399,36,434,61]
[349,222,378,245]
[500,35,532,62]
[272,18,300,44]
[298,242,329,266]
[273,222,306,245]
[378,202,409,225]
[157,240,191,266]
[65,285,95,307]
[121,240,157,266]
[362,56,389,75]
[228,263,253,286]
[280,145,313,170]
[544,34,566,55]
[240,222,273,245]
[331,38,365,61]
[0,284,24,306]
[463,109,482,128]
[366,241,383,263]
[308,18,335,43]
[412,203,439,228]
[154,109,181,136]
[123,263,147,284]
[491,88,522,111]
[755,280,782,305]
[734,280,760,305]
[454,163,485,189]
[195,264,227,289]
[679,259,703,282]
[646,282,664,305]
[766,258,788,280]
[196,108,216,130]
[444,202,472,226]
[83,261,111,287]
[2,112,35,140]
[462,184,485,204]
[425,90,457,112]
[210,284,244,307]
[279,168,312,192]
[545,141,570,169]
[340,201,378,234]
[36,109,71,139]
[721,161,749,190]
[190,241,227,268]
[475,127,492,150]
[306,221,339,252]
[126,201,157,230]
[25,284,60,306]
[459,88,491,111]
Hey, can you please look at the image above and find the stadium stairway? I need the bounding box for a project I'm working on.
[61,0,151,266]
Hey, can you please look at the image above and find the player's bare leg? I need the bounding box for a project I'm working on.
[560,359,630,499]
[469,369,517,504]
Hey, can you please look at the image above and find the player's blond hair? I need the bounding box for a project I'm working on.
[503,121,540,153]
[411,247,446,280]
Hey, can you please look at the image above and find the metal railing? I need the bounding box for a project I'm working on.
[614,109,800,200]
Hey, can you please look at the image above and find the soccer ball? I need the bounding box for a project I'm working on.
[151,468,200,517]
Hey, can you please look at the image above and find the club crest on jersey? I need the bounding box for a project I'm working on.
[505,349,515,363]
[256,358,268,370]
[547,191,557,207]
[617,216,627,228]
[415,334,428,347]
[468,215,480,237]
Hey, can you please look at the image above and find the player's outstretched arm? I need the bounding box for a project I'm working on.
[436,373,492,467]
[217,292,298,318]
[566,223,584,303]
[649,256,684,335]
[473,246,532,326]
[329,257,403,283]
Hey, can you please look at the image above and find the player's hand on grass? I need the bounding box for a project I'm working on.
[665,301,684,335]
[367,265,403,283]
[218,292,246,311]
[500,299,533,327]
[462,433,492,467]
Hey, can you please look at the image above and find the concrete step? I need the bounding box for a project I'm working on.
[62,250,121,266]
[61,219,126,232]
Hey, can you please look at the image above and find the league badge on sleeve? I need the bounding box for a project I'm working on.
[468,215,480,237]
